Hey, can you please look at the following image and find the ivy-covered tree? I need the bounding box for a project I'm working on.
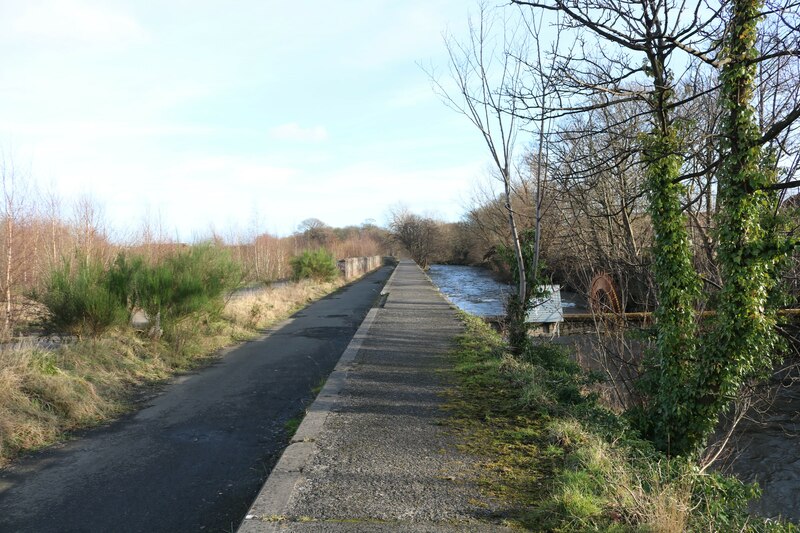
[512,0,800,455]
[511,0,704,453]
[686,0,795,453]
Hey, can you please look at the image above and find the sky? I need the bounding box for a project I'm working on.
[0,0,501,240]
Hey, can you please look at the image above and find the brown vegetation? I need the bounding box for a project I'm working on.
[0,164,388,339]
[0,160,390,466]
[0,277,346,467]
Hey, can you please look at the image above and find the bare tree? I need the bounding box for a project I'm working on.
[0,156,29,336]
[42,187,64,268]
[387,206,442,269]
[546,98,654,307]
[431,3,534,349]
[297,218,334,248]
[514,9,566,279]
[72,194,109,263]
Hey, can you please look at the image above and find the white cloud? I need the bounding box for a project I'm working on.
[268,123,329,142]
[11,0,147,45]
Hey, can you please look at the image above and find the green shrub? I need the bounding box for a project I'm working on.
[290,249,339,282]
[105,253,145,310]
[132,245,241,327]
[35,245,241,338]
[36,259,129,338]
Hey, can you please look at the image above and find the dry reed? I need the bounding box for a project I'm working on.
[223,279,344,329]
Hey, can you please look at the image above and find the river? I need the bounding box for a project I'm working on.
[426,264,585,316]
[427,263,799,524]
[722,376,800,522]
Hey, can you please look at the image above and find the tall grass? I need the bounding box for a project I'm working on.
[0,273,346,467]
[449,314,795,532]
[0,341,118,463]
[224,278,344,329]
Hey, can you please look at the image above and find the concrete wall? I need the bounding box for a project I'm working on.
[337,255,383,281]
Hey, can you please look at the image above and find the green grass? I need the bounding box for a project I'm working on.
[284,377,329,440]
[311,377,327,396]
[284,416,302,438]
[446,313,797,532]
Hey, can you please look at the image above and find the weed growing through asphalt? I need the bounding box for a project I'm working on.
[283,416,302,439]
[311,377,327,396]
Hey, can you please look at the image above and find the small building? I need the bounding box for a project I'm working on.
[526,285,563,336]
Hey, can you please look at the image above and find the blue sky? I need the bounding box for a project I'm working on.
[0,0,498,240]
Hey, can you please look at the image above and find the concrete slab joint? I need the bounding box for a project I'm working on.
[238,270,393,532]
[238,261,511,532]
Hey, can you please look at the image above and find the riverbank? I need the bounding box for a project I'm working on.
[0,277,345,468]
[426,263,586,317]
[448,314,795,531]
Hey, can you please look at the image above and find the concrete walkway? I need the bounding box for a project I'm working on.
[240,260,512,532]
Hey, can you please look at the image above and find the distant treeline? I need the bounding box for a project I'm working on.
[0,172,390,337]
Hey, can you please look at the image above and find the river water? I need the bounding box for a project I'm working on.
[722,377,800,522]
[426,264,584,316]
[427,265,510,316]
[427,263,799,524]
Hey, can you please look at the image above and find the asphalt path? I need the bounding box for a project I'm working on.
[0,265,394,533]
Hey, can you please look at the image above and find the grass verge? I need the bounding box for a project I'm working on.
[0,277,344,467]
[447,313,796,532]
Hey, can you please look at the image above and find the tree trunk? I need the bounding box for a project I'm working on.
[4,214,12,336]
[695,0,786,451]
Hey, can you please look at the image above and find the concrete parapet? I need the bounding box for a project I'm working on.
[337,255,384,281]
